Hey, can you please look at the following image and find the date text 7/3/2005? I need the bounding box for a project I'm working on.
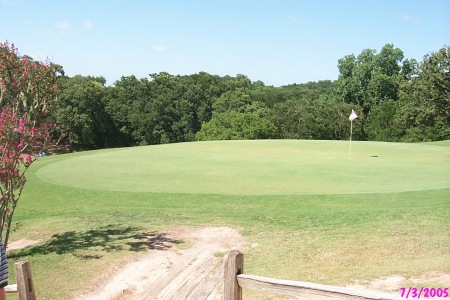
[400,287,448,299]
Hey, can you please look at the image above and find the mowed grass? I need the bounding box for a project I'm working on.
[37,140,448,194]
[5,140,450,299]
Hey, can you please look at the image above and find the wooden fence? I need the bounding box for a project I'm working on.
[224,250,402,300]
[3,253,405,300]
[5,260,36,300]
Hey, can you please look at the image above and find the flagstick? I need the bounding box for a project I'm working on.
[349,120,353,156]
[348,109,357,156]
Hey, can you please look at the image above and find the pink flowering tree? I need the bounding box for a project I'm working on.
[0,41,58,248]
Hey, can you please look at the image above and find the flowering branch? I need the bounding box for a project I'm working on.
[0,41,58,248]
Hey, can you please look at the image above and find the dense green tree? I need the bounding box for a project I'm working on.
[56,75,117,149]
[196,110,278,141]
[212,88,253,114]
[366,100,403,141]
[367,44,405,104]
[281,80,334,102]
[335,54,361,104]
[250,85,287,108]
[50,45,447,146]
[334,44,411,114]
[104,72,220,146]
[146,72,220,144]
[222,74,253,91]
[396,46,450,141]
[103,75,150,145]
[185,72,225,121]
[271,99,365,140]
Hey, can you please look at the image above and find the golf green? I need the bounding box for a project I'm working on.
[36,140,449,195]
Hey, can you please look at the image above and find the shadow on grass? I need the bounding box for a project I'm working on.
[8,225,182,260]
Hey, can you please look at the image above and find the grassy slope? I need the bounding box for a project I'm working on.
[5,140,450,299]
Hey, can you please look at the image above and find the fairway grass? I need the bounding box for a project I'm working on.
[6,140,450,299]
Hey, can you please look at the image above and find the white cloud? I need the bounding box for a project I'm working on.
[84,20,94,29]
[56,21,69,34]
[287,14,308,24]
[153,45,168,52]
[288,14,298,23]
[400,13,422,23]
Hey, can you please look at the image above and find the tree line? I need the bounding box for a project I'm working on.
[53,44,449,150]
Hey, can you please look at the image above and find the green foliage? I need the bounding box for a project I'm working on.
[333,44,448,142]
[212,87,253,114]
[367,46,449,142]
[250,85,287,107]
[271,99,365,140]
[334,44,409,113]
[56,75,118,149]
[196,111,278,140]
[46,44,447,146]
[103,75,151,145]
[148,72,218,144]
[396,46,450,141]
[366,100,403,141]
[102,72,223,146]
[281,80,334,102]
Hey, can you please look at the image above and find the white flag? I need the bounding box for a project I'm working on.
[349,109,358,121]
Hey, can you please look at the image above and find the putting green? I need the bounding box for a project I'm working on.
[36,140,449,195]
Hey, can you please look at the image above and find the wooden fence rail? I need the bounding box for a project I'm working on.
[1,253,407,299]
[224,250,402,300]
[5,260,36,300]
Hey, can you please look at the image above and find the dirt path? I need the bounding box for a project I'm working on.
[77,226,247,300]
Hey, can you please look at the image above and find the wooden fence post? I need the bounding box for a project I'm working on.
[224,250,244,300]
[13,260,36,300]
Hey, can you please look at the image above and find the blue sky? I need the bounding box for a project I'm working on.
[1,0,448,86]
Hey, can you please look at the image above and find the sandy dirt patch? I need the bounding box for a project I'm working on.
[7,239,41,251]
[77,226,247,300]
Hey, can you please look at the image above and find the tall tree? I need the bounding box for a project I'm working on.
[56,75,116,149]
[365,100,403,141]
[334,44,409,114]
[335,54,361,105]
[212,87,253,114]
[196,110,278,141]
[0,41,58,247]
[396,46,450,141]
[103,75,151,145]
[271,99,365,140]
